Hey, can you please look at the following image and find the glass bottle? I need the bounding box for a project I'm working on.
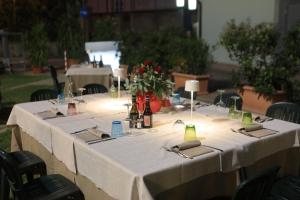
[109,76,117,98]
[93,56,96,68]
[143,96,153,128]
[129,95,139,128]
[99,55,104,67]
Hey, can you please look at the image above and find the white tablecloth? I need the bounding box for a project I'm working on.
[7,94,300,200]
[66,64,112,76]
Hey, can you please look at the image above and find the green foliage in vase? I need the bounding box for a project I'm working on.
[24,22,48,67]
[125,61,174,98]
[220,19,299,95]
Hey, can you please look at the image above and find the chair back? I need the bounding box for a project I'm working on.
[266,102,300,124]
[83,84,108,95]
[30,89,58,102]
[214,92,243,110]
[232,166,280,200]
[0,149,23,191]
[174,87,197,100]
[48,65,62,93]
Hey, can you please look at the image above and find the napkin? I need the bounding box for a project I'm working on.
[171,140,213,159]
[239,124,276,138]
[76,128,110,143]
[243,124,263,132]
[37,109,64,120]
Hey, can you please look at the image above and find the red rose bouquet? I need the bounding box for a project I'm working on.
[126,62,173,98]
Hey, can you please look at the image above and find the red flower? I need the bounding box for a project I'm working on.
[138,66,145,74]
[154,66,161,73]
[143,60,153,66]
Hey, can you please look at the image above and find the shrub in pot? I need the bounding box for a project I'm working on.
[57,2,84,68]
[25,22,48,73]
[220,20,298,114]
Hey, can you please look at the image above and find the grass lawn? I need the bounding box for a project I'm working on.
[0,72,53,152]
[0,73,49,89]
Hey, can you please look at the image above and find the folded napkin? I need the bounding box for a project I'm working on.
[171,140,213,159]
[239,124,276,138]
[36,109,64,120]
[75,128,110,143]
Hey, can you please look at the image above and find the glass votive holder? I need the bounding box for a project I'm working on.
[172,93,181,105]
[184,124,197,142]
[242,112,253,126]
[111,121,123,138]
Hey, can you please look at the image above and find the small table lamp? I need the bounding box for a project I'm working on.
[185,80,199,120]
[114,68,126,98]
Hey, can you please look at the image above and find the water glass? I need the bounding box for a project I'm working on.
[172,93,181,105]
[111,121,124,138]
[242,112,253,126]
[184,124,197,141]
[57,93,65,104]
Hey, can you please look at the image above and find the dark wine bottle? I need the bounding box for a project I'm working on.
[99,55,104,67]
[129,95,139,128]
[143,96,152,128]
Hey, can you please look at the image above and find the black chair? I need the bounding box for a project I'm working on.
[213,92,243,110]
[211,166,280,200]
[0,149,84,200]
[49,65,64,93]
[266,102,300,124]
[30,89,58,102]
[83,83,108,95]
[270,175,300,200]
[0,149,46,200]
[174,86,197,100]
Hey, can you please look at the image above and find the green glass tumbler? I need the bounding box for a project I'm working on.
[242,112,253,126]
[184,124,197,141]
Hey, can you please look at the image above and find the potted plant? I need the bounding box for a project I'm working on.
[125,61,174,113]
[171,37,212,95]
[119,28,212,95]
[57,2,84,68]
[25,22,48,74]
[220,20,298,114]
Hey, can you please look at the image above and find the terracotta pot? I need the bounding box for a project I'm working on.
[239,85,286,114]
[31,66,44,74]
[172,72,210,95]
[67,58,80,68]
[137,92,161,113]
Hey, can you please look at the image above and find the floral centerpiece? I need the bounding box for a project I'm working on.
[126,61,174,112]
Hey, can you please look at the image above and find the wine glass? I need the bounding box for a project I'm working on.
[77,88,86,103]
[229,96,241,119]
[216,89,225,107]
[124,102,132,121]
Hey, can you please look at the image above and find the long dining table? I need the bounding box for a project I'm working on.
[6,93,300,200]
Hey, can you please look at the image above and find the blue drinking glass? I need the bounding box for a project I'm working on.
[111,121,123,138]
[172,93,181,105]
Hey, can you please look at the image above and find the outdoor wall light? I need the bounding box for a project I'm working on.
[176,0,185,7]
[176,0,197,10]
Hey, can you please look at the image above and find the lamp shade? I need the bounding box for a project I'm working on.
[185,80,199,92]
[113,68,126,78]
